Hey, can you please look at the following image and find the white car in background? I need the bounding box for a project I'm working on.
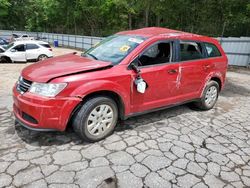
[0,40,53,63]
[10,34,35,42]
[0,46,5,53]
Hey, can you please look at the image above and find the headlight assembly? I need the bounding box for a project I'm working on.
[29,82,67,97]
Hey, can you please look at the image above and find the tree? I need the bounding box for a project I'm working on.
[0,0,249,36]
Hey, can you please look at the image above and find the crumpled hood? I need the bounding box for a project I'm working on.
[22,53,112,82]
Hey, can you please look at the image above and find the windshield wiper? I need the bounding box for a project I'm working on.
[86,52,98,60]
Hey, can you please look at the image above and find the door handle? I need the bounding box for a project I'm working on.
[168,69,178,74]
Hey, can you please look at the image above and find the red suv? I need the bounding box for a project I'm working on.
[13,27,228,142]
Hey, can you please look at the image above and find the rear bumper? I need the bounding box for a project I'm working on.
[13,85,81,131]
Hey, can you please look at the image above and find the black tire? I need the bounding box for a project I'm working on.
[37,54,48,61]
[0,56,12,63]
[72,96,118,142]
[195,80,219,110]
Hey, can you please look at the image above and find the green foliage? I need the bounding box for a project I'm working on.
[0,0,10,16]
[0,0,249,36]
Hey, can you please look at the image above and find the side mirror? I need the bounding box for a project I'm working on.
[10,49,16,52]
[130,58,141,74]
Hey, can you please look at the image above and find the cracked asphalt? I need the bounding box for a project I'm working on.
[0,67,250,188]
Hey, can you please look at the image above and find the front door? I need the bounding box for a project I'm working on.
[130,41,181,113]
[9,44,26,62]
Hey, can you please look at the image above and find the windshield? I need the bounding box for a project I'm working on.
[4,43,14,50]
[83,35,145,64]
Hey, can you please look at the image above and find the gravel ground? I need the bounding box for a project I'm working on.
[0,56,250,188]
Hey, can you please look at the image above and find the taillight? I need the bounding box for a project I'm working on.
[49,48,52,51]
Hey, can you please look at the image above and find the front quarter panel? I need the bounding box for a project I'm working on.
[51,67,132,115]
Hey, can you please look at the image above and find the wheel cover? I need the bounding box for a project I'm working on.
[205,86,218,106]
[39,55,47,61]
[86,104,114,136]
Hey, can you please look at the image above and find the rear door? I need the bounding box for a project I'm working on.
[176,40,209,101]
[130,40,182,113]
[26,43,40,60]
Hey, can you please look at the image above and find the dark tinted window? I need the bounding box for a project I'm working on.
[13,44,25,52]
[0,39,6,45]
[205,43,221,57]
[26,44,39,50]
[12,34,19,38]
[40,44,51,48]
[0,40,4,45]
[138,42,172,66]
[180,41,203,61]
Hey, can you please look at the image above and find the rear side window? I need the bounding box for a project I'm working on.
[40,44,51,48]
[26,44,39,50]
[180,41,203,61]
[205,43,221,58]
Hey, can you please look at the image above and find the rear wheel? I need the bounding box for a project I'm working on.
[72,96,118,142]
[37,54,48,61]
[195,80,219,110]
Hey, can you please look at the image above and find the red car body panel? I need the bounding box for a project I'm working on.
[13,87,81,131]
[22,53,112,82]
[13,27,228,131]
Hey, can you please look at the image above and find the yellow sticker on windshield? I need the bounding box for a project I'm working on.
[120,45,130,52]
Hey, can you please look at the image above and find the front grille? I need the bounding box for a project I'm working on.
[16,76,32,93]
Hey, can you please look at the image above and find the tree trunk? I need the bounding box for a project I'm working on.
[128,13,132,30]
[221,21,227,37]
[156,15,160,26]
[145,4,150,27]
[74,16,77,35]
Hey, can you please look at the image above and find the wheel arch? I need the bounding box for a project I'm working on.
[210,77,222,91]
[67,90,126,130]
[200,73,223,98]
[81,90,125,120]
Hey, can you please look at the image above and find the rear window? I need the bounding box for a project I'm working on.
[40,44,51,48]
[205,43,221,58]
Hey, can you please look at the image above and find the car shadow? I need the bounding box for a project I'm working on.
[14,121,86,147]
[14,104,194,147]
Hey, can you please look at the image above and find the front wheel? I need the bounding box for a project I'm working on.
[0,56,12,63]
[195,80,219,110]
[72,96,118,142]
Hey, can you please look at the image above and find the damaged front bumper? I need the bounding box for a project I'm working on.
[13,84,81,131]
